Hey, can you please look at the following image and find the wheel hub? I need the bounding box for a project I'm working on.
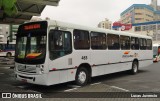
[78,71,86,84]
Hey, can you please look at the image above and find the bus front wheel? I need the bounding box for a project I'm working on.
[75,67,89,86]
[130,61,138,75]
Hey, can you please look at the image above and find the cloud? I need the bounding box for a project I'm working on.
[41,0,151,27]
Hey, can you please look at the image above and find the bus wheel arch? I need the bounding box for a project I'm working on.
[130,59,139,75]
[75,63,92,86]
[6,52,12,57]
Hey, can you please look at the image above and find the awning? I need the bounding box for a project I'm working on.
[0,0,60,24]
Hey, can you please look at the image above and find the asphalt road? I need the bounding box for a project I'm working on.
[0,60,160,101]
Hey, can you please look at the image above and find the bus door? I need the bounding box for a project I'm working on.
[48,29,72,83]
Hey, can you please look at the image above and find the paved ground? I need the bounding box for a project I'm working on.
[0,59,160,101]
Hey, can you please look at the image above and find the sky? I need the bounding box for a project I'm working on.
[41,0,155,27]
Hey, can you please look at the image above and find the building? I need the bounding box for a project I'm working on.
[0,24,18,42]
[120,0,160,24]
[98,18,112,29]
[0,24,9,42]
[150,0,158,10]
[112,21,160,43]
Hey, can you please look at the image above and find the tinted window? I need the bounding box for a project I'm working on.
[146,39,152,50]
[107,34,120,50]
[131,37,139,50]
[91,32,106,50]
[49,30,72,60]
[120,35,130,50]
[74,29,90,50]
[139,38,147,50]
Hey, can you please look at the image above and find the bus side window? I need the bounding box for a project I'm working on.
[140,38,146,50]
[91,32,106,50]
[120,35,130,50]
[146,39,152,50]
[107,34,120,50]
[131,37,139,50]
[49,30,72,60]
[73,29,90,50]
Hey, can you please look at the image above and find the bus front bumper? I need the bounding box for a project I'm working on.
[15,72,49,86]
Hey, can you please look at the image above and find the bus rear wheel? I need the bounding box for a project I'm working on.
[6,52,12,57]
[130,61,138,75]
[75,67,89,86]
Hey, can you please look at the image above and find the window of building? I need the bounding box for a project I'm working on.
[120,35,130,50]
[139,38,147,50]
[153,25,156,30]
[142,26,146,31]
[91,32,106,50]
[149,25,153,30]
[157,25,160,30]
[135,13,143,15]
[146,39,152,50]
[135,26,141,31]
[107,34,120,50]
[135,18,143,20]
[131,37,139,50]
[74,29,90,50]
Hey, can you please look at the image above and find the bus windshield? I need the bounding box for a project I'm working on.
[15,33,46,64]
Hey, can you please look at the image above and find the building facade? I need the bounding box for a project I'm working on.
[120,0,160,24]
[0,24,18,42]
[0,24,9,42]
[112,21,160,43]
[98,18,112,29]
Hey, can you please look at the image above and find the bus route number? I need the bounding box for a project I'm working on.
[81,56,88,60]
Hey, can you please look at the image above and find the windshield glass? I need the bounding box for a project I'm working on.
[153,46,158,56]
[15,33,46,64]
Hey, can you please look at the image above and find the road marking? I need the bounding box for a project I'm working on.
[67,85,81,88]
[90,82,101,85]
[17,85,29,89]
[64,88,77,92]
[111,86,129,92]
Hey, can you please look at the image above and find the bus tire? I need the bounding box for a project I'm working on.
[75,67,89,86]
[130,61,138,75]
[6,52,12,57]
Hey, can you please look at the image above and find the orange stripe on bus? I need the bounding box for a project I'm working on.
[124,51,130,54]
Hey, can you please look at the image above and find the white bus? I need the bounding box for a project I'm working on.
[153,44,160,62]
[0,42,15,57]
[14,20,153,86]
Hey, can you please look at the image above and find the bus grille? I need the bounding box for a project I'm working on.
[17,65,36,73]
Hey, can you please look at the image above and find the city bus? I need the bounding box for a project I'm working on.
[0,42,15,57]
[14,20,153,86]
[153,44,160,62]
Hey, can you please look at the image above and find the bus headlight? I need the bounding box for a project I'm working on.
[40,66,44,74]
[37,65,44,74]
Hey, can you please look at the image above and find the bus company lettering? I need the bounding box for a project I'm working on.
[123,52,138,58]
[24,24,40,30]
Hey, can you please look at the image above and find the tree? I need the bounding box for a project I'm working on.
[0,0,17,16]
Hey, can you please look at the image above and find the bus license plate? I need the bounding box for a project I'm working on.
[21,79,27,82]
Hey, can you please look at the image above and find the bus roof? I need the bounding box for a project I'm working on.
[23,20,152,39]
